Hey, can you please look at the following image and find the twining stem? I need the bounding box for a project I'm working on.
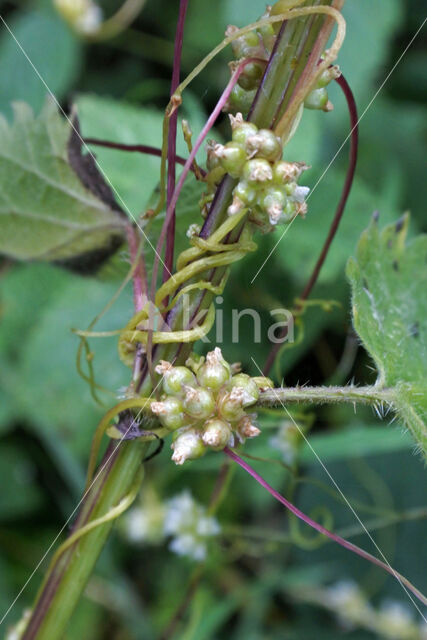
[225,448,427,606]
[164,0,189,281]
[20,8,344,638]
[256,385,396,408]
[263,71,359,375]
[22,441,148,640]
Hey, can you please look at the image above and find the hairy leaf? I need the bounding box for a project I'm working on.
[347,214,427,455]
[0,100,127,264]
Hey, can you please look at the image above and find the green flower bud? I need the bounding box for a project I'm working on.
[230,118,259,147]
[243,158,273,186]
[246,129,282,162]
[233,179,257,206]
[273,161,308,184]
[171,428,206,465]
[185,352,205,374]
[151,396,186,431]
[317,65,340,88]
[206,139,221,171]
[183,386,215,420]
[304,87,332,112]
[257,8,276,49]
[252,376,274,391]
[229,373,259,406]
[238,61,266,91]
[217,387,246,421]
[202,418,232,450]
[225,84,257,117]
[156,361,196,396]
[197,347,231,390]
[214,142,247,178]
[259,187,287,225]
[226,25,263,59]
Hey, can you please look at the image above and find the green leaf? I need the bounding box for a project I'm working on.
[76,94,205,215]
[0,99,127,263]
[0,9,81,118]
[274,170,399,287]
[347,214,427,455]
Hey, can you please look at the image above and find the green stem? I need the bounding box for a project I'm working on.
[256,385,395,407]
[19,7,341,638]
[22,441,148,640]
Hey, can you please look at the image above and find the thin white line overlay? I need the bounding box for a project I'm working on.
[0,375,165,628]
[251,356,427,622]
[250,17,427,283]
[0,14,173,281]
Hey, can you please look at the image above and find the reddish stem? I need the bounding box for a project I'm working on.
[84,138,206,175]
[164,0,189,283]
[151,57,261,300]
[224,447,427,607]
[126,224,147,312]
[263,72,359,376]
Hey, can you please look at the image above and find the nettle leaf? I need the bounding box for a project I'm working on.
[0,99,127,265]
[347,214,427,455]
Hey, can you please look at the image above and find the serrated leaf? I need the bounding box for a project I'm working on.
[347,214,427,455]
[0,100,127,263]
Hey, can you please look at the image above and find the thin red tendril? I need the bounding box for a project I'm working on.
[224,447,427,607]
[263,72,359,376]
[164,0,189,284]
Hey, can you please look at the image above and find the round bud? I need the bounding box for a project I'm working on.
[215,142,247,178]
[202,418,232,450]
[273,161,308,184]
[162,366,196,397]
[183,386,215,420]
[171,429,206,465]
[217,387,246,422]
[231,121,259,146]
[151,396,186,431]
[206,139,221,171]
[243,158,273,186]
[226,84,257,117]
[259,187,286,225]
[247,129,282,162]
[197,347,231,390]
[233,180,257,206]
[317,65,340,88]
[238,62,266,91]
[230,373,259,406]
[304,87,329,111]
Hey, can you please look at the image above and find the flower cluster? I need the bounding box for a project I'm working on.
[298,580,427,639]
[206,113,310,229]
[123,490,220,562]
[269,419,302,465]
[163,490,220,561]
[151,347,272,465]
[224,7,341,117]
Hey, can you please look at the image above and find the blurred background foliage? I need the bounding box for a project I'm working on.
[0,0,426,638]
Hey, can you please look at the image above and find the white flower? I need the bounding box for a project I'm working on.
[269,420,300,464]
[377,600,415,637]
[164,490,220,561]
[76,3,103,35]
[292,185,310,203]
[54,0,102,35]
[123,489,166,545]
